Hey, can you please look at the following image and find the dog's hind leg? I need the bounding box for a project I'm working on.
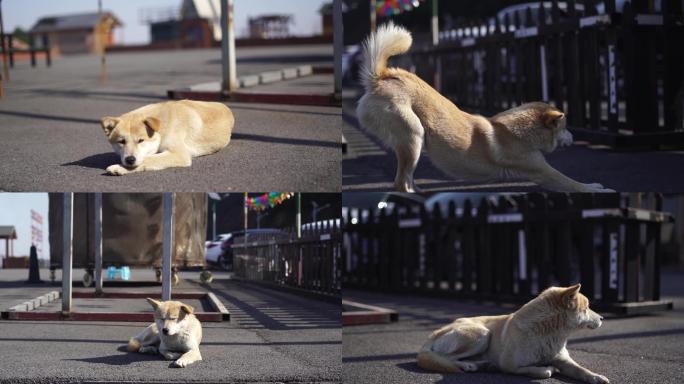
[357,96,425,193]
[421,322,491,372]
[129,323,161,353]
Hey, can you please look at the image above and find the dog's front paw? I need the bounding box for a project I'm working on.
[138,346,158,354]
[582,183,615,193]
[173,356,196,368]
[106,164,129,176]
[162,351,182,360]
[590,374,610,384]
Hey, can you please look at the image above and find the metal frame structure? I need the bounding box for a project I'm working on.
[5,192,232,322]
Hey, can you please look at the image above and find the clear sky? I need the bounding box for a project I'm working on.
[4,0,330,44]
[0,193,49,260]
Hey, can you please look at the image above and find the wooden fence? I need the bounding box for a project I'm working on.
[411,0,684,148]
[232,220,342,296]
[343,193,673,314]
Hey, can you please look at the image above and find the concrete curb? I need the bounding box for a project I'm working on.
[7,291,60,312]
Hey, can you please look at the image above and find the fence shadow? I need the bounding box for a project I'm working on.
[232,132,340,149]
[192,280,340,330]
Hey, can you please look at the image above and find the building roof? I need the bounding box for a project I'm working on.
[30,11,122,34]
[0,226,17,239]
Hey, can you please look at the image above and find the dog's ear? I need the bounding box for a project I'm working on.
[562,284,581,307]
[146,297,161,310]
[101,117,120,137]
[543,110,565,129]
[144,117,161,138]
[180,303,194,315]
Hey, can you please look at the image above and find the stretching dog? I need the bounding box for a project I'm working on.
[101,100,233,176]
[357,23,612,193]
[417,284,609,383]
[128,298,203,368]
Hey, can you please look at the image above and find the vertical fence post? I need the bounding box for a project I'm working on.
[161,193,174,301]
[0,0,8,82]
[94,193,103,295]
[62,193,73,313]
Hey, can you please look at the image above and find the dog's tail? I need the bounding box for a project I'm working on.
[416,339,464,373]
[127,337,141,352]
[359,22,413,91]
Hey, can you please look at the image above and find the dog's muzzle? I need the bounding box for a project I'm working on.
[558,130,573,147]
[162,328,170,335]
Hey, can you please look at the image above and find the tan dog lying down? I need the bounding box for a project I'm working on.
[128,298,203,368]
[101,100,233,175]
[418,284,609,383]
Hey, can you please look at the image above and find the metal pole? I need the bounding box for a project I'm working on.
[61,193,73,313]
[212,201,216,241]
[296,193,302,239]
[296,193,302,286]
[431,0,439,46]
[333,0,342,97]
[98,0,107,86]
[0,0,9,82]
[243,193,248,245]
[161,193,174,301]
[220,0,237,93]
[370,0,377,32]
[94,193,103,295]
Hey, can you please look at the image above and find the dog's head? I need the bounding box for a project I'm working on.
[146,298,194,336]
[545,284,603,330]
[101,116,162,168]
[540,107,572,153]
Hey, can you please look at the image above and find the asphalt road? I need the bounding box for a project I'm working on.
[342,91,684,192]
[342,269,684,383]
[0,45,341,192]
[0,269,341,383]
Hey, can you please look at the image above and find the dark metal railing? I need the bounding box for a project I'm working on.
[410,0,684,148]
[343,193,673,314]
[232,220,342,296]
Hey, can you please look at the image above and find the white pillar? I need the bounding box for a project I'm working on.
[94,193,103,294]
[220,0,237,93]
[161,193,174,301]
[61,193,73,313]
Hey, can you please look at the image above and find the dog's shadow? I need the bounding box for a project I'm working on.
[62,152,118,172]
[396,362,585,383]
[65,345,181,368]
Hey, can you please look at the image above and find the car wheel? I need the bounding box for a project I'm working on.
[219,253,232,270]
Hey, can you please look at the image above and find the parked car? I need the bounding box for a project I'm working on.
[205,233,232,268]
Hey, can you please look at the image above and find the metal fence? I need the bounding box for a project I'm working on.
[232,220,342,296]
[343,193,673,314]
[1,34,51,68]
[411,0,684,148]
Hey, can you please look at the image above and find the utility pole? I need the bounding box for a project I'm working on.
[370,0,377,32]
[333,0,342,98]
[431,0,439,46]
[220,0,237,93]
[0,0,9,94]
[98,0,107,86]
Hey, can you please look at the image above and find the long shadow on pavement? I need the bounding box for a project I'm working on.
[65,345,161,366]
[195,279,339,330]
[231,133,340,148]
[0,110,99,125]
[62,152,119,171]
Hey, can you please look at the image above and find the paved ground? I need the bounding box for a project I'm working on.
[0,268,341,383]
[342,88,684,192]
[342,268,684,383]
[0,45,341,192]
